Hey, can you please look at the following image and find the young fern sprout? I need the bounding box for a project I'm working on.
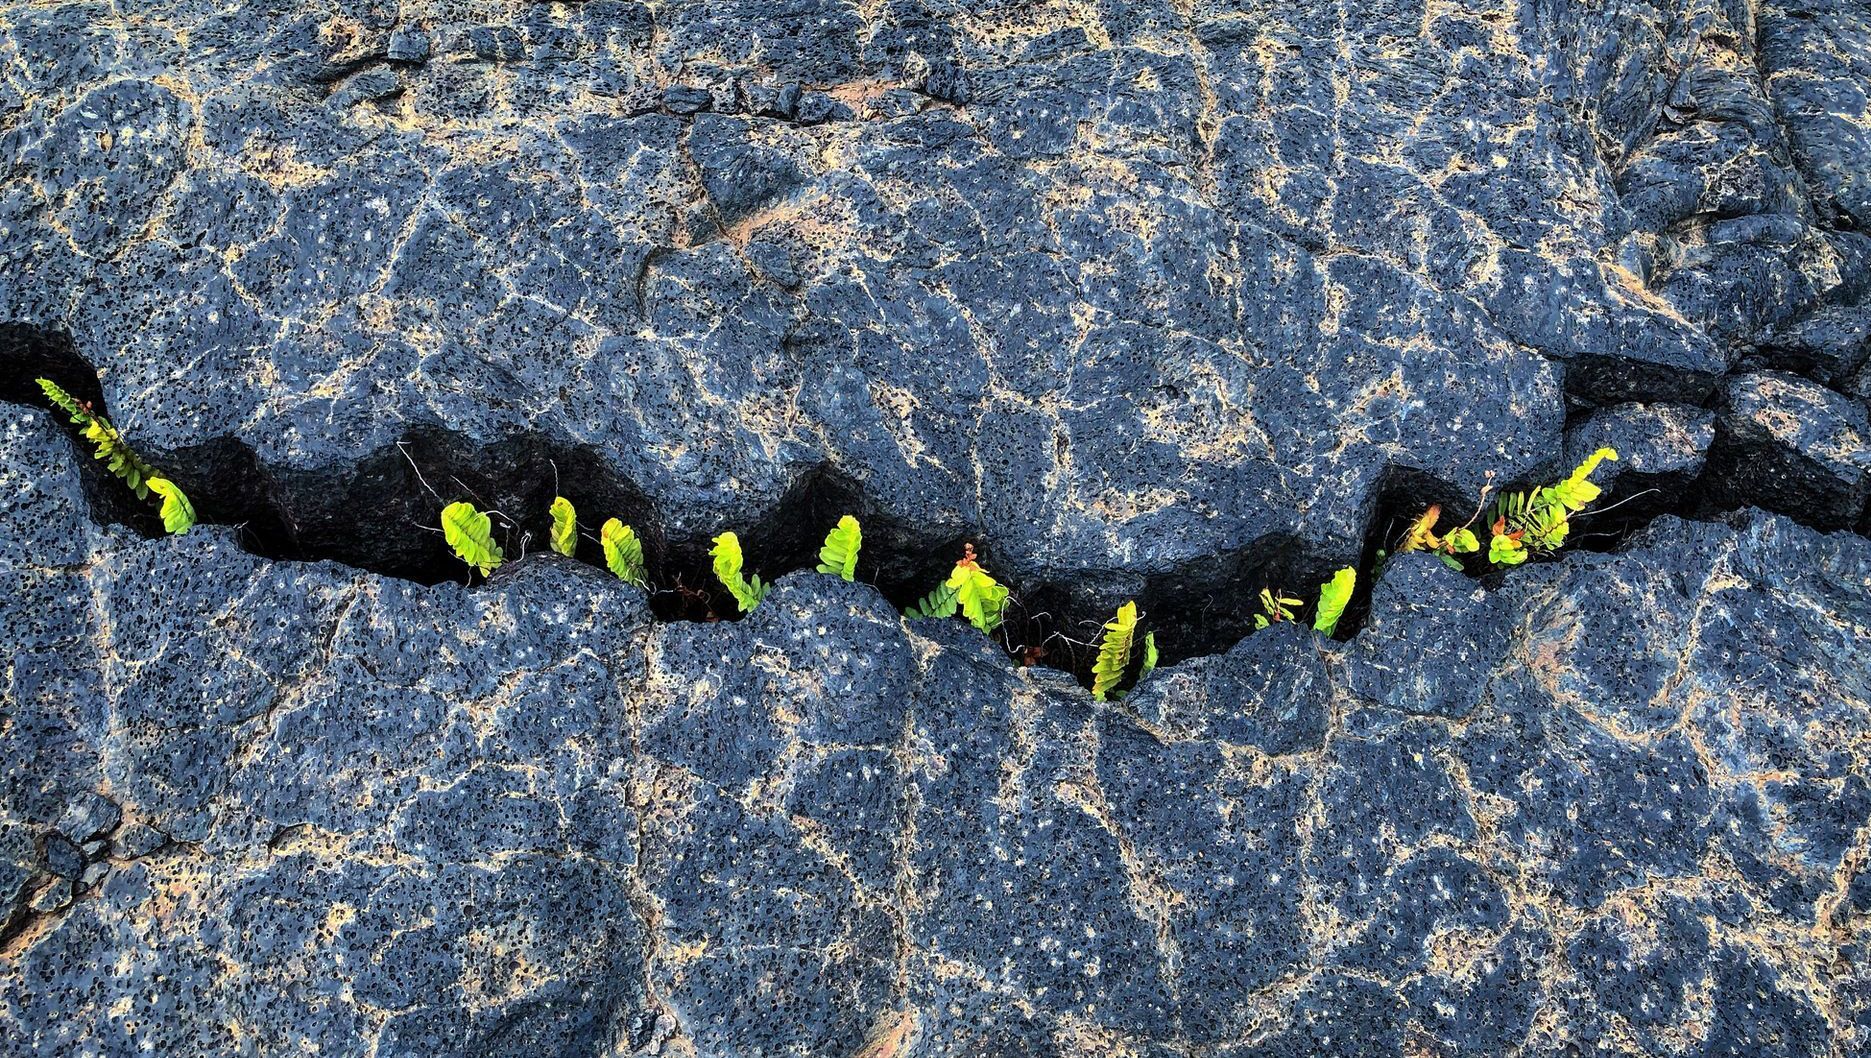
[816,515,862,581]
[37,377,195,534]
[441,501,503,576]
[904,543,1009,635]
[1313,567,1356,636]
[1091,601,1140,702]
[1488,447,1618,566]
[711,531,769,613]
[601,518,648,589]
[1253,587,1301,630]
[1396,504,1483,571]
[549,496,578,557]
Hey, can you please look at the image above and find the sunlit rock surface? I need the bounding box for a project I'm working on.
[5,0,1871,1054]
[5,406,1870,1055]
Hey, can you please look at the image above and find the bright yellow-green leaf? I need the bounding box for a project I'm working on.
[711,531,768,613]
[147,478,196,535]
[549,496,578,557]
[816,515,861,581]
[1091,601,1139,702]
[1445,528,1480,554]
[601,518,647,588]
[1488,533,1528,566]
[441,502,503,576]
[1139,632,1158,681]
[944,549,1009,634]
[1313,567,1355,636]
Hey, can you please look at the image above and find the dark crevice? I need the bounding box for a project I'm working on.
[6,322,1867,691]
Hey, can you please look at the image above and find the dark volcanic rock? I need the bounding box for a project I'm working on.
[1705,371,1871,529]
[4,409,1869,1055]
[5,0,1871,1055]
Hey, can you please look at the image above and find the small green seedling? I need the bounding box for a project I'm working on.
[442,501,503,576]
[1396,505,1481,571]
[1488,447,1618,566]
[1253,587,1301,630]
[1313,567,1356,636]
[817,515,862,581]
[1091,600,1140,702]
[711,531,769,613]
[37,377,193,533]
[601,518,648,589]
[905,543,1009,634]
[549,496,578,557]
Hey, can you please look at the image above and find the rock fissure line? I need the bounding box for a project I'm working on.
[6,324,1865,693]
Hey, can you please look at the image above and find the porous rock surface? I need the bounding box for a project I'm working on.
[5,0,1871,599]
[6,404,1871,1056]
[6,0,1871,1055]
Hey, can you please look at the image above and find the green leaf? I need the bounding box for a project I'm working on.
[1091,600,1139,702]
[946,554,1009,634]
[147,477,196,535]
[1551,446,1618,512]
[1439,553,1465,571]
[38,377,162,504]
[36,377,83,418]
[711,531,768,613]
[442,502,503,576]
[1139,632,1158,681]
[815,514,862,581]
[549,496,578,557]
[1445,528,1479,554]
[904,582,959,620]
[1313,567,1356,636]
[1488,533,1528,566]
[601,518,647,588]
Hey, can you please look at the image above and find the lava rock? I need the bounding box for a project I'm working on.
[43,835,83,879]
[386,28,430,64]
[1704,371,1871,529]
[28,877,72,914]
[1563,401,1716,519]
[111,824,166,859]
[55,791,121,844]
[1756,306,1871,385]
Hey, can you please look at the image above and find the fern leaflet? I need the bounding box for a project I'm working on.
[601,518,647,588]
[37,377,161,501]
[1091,601,1139,702]
[945,544,1009,634]
[904,582,959,620]
[816,515,862,581]
[147,478,196,535]
[441,502,503,576]
[549,496,578,557]
[711,531,768,613]
[1313,567,1355,636]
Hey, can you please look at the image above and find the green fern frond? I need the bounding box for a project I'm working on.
[146,478,196,535]
[441,502,503,576]
[904,582,960,620]
[549,496,578,557]
[816,515,862,581]
[1488,447,1619,566]
[37,377,160,500]
[601,518,647,588]
[1091,601,1139,702]
[1313,567,1355,636]
[1253,587,1301,630]
[711,531,768,613]
[1138,632,1158,682]
[945,546,1009,634]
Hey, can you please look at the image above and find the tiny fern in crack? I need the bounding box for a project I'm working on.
[1091,600,1139,702]
[711,531,768,613]
[1313,567,1356,636]
[1253,587,1301,630]
[37,377,191,533]
[904,544,1007,635]
[1488,447,1618,566]
[441,502,503,576]
[549,496,578,557]
[816,515,862,581]
[601,518,647,589]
